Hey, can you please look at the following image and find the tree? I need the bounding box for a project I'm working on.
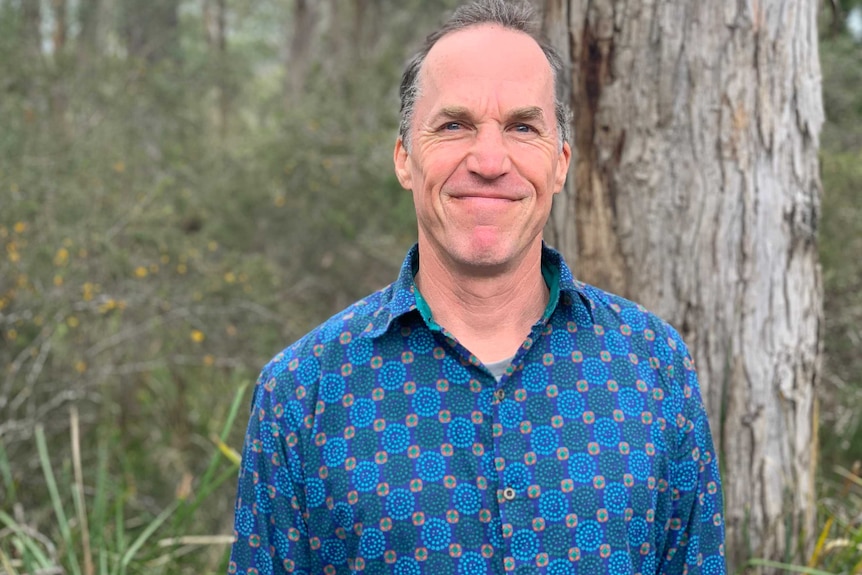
[540,0,823,570]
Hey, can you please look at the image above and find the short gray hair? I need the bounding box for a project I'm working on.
[398,0,572,151]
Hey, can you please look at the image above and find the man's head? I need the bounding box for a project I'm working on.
[398,0,571,152]
[393,2,572,273]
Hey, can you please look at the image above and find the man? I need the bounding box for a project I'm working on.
[229,1,726,573]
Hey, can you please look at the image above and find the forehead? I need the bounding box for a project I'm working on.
[418,24,555,106]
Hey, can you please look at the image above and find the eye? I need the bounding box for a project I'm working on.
[512,123,537,134]
[442,122,462,131]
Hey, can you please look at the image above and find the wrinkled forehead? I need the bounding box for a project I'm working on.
[418,24,555,103]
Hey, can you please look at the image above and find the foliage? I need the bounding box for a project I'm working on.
[0,0,860,573]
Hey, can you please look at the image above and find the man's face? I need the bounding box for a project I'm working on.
[394,24,571,272]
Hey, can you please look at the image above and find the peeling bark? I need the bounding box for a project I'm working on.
[542,0,823,570]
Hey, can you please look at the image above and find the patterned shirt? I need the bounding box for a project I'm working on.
[229,244,726,575]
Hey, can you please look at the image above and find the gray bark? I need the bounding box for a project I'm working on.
[541,0,823,571]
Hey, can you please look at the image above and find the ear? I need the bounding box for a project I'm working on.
[393,137,413,190]
[553,141,572,194]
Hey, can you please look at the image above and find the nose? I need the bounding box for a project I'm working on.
[465,126,511,180]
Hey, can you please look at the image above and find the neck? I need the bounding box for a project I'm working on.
[415,240,549,364]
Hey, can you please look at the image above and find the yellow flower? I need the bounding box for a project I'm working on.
[190,329,205,343]
[54,275,64,286]
[74,360,87,374]
[148,263,159,274]
[160,254,170,264]
[99,299,117,314]
[67,316,79,328]
[113,161,126,173]
[207,241,219,252]
[203,354,215,366]
[82,282,95,301]
[54,247,69,267]
[6,329,17,341]
[13,222,27,234]
[134,266,148,278]
[273,195,286,207]
[224,272,236,284]
[176,264,187,275]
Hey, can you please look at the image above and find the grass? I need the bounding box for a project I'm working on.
[0,383,248,575]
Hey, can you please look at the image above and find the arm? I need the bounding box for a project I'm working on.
[658,331,726,575]
[228,365,313,574]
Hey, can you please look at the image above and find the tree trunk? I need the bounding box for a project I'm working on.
[21,0,42,57]
[541,0,823,571]
[76,0,101,66]
[52,0,67,52]
[284,0,318,100]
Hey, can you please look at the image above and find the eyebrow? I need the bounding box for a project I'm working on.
[431,105,548,127]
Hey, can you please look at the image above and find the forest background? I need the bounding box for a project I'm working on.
[0,0,861,573]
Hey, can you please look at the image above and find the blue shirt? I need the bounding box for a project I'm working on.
[229,244,726,575]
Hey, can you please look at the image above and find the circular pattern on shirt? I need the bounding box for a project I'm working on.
[378,361,407,390]
[351,398,376,428]
[383,423,411,454]
[447,417,475,448]
[386,488,415,520]
[557,390,585,419]
[510,529,540,561]
[547,559,575,575]
[604,331,630,356]
[412,387,441,417]
[394,556,421,575]
[538,489,569,521]
[296,357,320,386]
[445,385,475,415]
[609,550,634,574]
[503,462,530,491]
[530,425,559,455]
[416,451,446,482]
[453,483,481,515]
[323,437,348,467]
[422,518,452,551]
[522,363,549,392]
[321,539,347,565]
[305,477,326,507]
[603,482,629,515]
[498,429,527,460]
[407,329,435,354]
[443,356,471,385]
[458,552,487,574]
[352,461,380,492]
[359,528,386,559]
[532,458,563,488]
[524,395,553,422]
[594,417,620,447]
[332,501,354,530]
[420,483,450,516]
[575,519,602,552]
[415,417,445,449]
[235,507,254,537]
[499,399,523,428]
[567,452,596,483]
[347,337,373,364]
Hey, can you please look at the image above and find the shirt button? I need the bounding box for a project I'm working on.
[502,487,516,501]
[494,389,506,403]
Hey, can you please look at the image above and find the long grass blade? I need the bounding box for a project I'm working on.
[0,547,21,575]
[118,501,178,575]
[0,511,55,568]
[90,436,110,554]
[35,425,83,575]
[808,516,834,567]
[746,559,837,575]
[0,439,16,502]
[70,407,95,575]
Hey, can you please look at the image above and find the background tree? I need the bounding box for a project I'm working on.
[540,0,823,571]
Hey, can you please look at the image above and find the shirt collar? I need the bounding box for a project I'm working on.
[361,242,594,338]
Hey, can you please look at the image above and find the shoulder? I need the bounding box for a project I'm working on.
[250,282,398,419]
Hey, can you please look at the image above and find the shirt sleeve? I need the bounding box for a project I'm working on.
[658,331,727,575]
[228,364,313,575]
